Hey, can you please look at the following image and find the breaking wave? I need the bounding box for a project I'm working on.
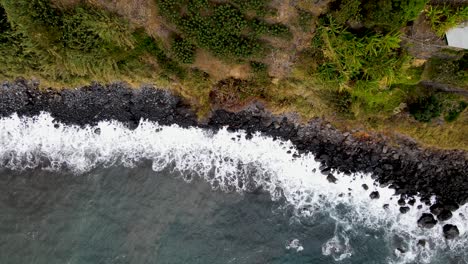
[0,113,466,263]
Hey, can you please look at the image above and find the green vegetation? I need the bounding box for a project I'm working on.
[329,0,428,31]
[313,16,406,88]
[409,93,467,123]
[156,0,290,60]
[0,0,186,83]
[0,0,466,149]
[171,37,196,64]
[409,95,442,122]
[425,5,468,36]
[425,55,468,88]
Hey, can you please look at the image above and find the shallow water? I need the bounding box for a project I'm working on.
[0,113,466,264]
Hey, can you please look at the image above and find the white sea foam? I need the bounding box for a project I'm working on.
[286,239,304,252]
[0,112,466,263]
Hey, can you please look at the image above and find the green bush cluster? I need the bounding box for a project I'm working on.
[409,95,442,122]
[156,0,290,60]
[408,93,467,123]
[250,19,291,38]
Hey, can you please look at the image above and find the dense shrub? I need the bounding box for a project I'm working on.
[171,37,196,64]
[156,0,289,60]
[409,95,442,122]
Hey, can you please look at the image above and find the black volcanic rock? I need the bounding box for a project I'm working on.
[399,206,410,214]
[443,224,459,240]
[327,174,337,183]
[370,191,380,199]
[417,214,437,229]
[0,79,467,216]
[398,198,406,206]
[417,239,426,247]
[437,210,453,221]
[430,203,445,216]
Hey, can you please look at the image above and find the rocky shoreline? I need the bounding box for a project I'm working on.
[1,79,467,239]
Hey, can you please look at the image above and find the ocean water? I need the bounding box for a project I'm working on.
[0,113,467,264]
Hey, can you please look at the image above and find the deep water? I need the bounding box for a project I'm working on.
[0,166,465,264]
[0,113,467,264]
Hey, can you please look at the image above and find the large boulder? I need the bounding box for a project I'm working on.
[417,213,437,229]
[430,203,444,216]
[437,210,453,221]
[443,224,459,240]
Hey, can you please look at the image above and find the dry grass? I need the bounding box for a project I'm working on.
[296,0,333,16]
[192,49,251,81]
[53,0,170,38]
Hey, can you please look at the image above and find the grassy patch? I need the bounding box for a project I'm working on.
[0,0,185,84]
[425,5,468,37]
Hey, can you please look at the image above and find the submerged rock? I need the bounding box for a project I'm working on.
[417,239,426,247]
[417,214,437,229]
[443,224,459,240]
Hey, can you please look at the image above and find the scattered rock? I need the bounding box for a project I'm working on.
[362,184,369,190]
[443,224,459,240]
[417,213,437,229]
[327,174,337,183]
[370,191,380,199]
[396,247,406,254]
[398,198,406,206]
[399,206,410,214]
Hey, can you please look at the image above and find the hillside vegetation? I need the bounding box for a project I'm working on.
[0,0,466,149]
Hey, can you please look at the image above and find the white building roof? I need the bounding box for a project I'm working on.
[446,22,468,49]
